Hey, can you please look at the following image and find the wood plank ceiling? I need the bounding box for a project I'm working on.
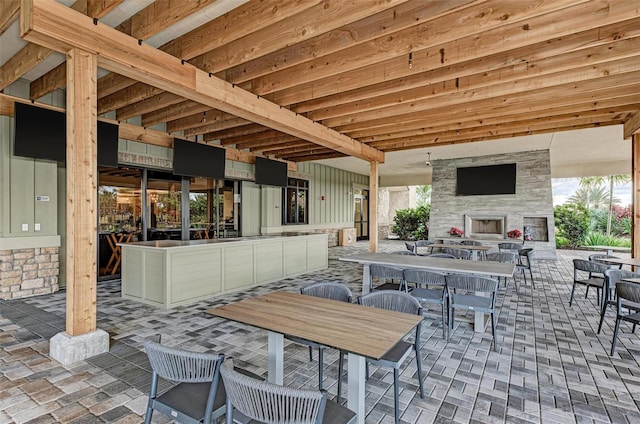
[2,0,640,164]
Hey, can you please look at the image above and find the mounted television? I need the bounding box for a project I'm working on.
[13,102,119,167]
[13,102,66,162]
[172,138,226,179]
[255,156,288,187]
[456,163,516,196]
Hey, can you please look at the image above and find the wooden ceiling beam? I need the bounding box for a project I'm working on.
[273,14,640,107]
[252,140,311,154]
[87,0,122,20]
[334,72,640,133]
[167,109,234,133]
[142,100,207,127]
[223,0,477,84]
[0,0,20,36]
[249,0,599,96]
[287,152,346,162]
[98,82,163,114]
[238,136,300,150]
[0,92,296,171]
[220,130,285,146]
[116,92,184,121]
[306,38,640,121]
[624,110,640,139]
[184,118,252,137]
[202,124,268,142]
[320,56,640,127]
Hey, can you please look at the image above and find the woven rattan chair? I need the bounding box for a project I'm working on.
[498,242,523,253]
[597,269,640,334]
[357,291,424,424]
[486,251,518,294]
[517,248,535,288]
[443,247,471,260]
[610,282,640,355]
[220,360,356,424]
[589,254,623,277]
[369,264,406,292]
[404,269,448,338]
[428,253,457,259]
[285,282,351,401]
[415,239,434,255]
[447,274,500,351]
[570,259,610,306]
[404,241,417,255]
[143,338,225,424]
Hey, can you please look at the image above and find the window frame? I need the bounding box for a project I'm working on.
[282,178,309,225]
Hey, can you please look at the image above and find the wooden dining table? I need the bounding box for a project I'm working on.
[427,243,492,260]
[597,257,640,272]
[339,252,515,332]
[207,291,422,424]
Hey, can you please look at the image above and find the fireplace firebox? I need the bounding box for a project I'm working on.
[464,215,506,239]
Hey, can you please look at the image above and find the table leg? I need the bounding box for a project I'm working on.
[347,353,366,424]
[267,331,284,385]
[362,264,371,295]
[471,250,478,261]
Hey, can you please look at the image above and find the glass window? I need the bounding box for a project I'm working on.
[283,178,309,225]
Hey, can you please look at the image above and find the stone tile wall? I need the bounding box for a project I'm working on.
[0,247,60,299]
[430,150,556,259]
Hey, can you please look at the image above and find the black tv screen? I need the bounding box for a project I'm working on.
[255,157,288,187]
[13,102,119,167]
[456,163,516,195]
[172,138,226,179]
[13,102,66,162]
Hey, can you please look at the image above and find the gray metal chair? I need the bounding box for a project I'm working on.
[461,240,482,246]
[443,247,471,260]
[369,264,406,292]
[446,274,500,351]
[404,241,417,255]
[285,282,352,401]
[517,248,535,288]
[404,269,448,338]
[357,291,424,424]
[597,269,640,334]
[498,242,523,253]
[220,360,356,424]
[428,253,457,259]
[143,338,225,424]
[415,239,434,255]
[610,282,640,355]
[570,259,610,306]
[486,251,518,294]
[589,254,623,278]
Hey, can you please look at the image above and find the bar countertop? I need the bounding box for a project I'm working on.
[118,232,321,249]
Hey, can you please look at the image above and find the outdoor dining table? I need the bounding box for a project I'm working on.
[621,277,640,284]
[427,243,492,260]
[339,252,515,332]
[598,257,640,272]
[207,291,422,424]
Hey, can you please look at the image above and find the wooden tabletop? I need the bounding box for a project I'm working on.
[428,243,492,251]
[600,257,640,267]
[339,252,515,278]
[621,278,640,284]
[207,291,422,360]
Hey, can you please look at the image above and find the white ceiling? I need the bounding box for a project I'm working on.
[318,125,631,186]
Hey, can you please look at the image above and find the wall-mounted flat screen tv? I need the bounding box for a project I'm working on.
[456,163,516,196]
[255,156,288,187]
[13,102,119,167]
[172,138,226,179]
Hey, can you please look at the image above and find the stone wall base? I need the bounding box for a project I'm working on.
[0,247,60,299]
[50,330,110,366]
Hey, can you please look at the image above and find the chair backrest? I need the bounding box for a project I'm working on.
[220,361,327,424]
[447,240,462,245]
[143,339,224,383]
[300,281,352,303]
[616,282,640,306]
[442,247,471,260]
[404,241,416,254]
[403,269,446,287]
[370,264,405,280]
[394,251,416,256]
[415,240,433,247]
[590,254,620,262]
[461,240,482,246]
[428,253,456,259]
[486,251,517,264]
[573,258,609,276]
[604,269,640,288]
[358,291,422,316]
[498,242,522,252]
[446,274,499,294]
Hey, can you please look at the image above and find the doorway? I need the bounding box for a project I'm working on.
[354,188,369,241]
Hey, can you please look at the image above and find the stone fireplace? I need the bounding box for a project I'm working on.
[465,215,506,239]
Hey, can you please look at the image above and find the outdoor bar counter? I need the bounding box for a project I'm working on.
[119,233,328,308]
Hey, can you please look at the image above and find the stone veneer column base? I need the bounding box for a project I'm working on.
[50,329,109,366]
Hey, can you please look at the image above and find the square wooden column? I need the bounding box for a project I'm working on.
[369,161,379,253]
[50,48,108,366]
[633,134,640,258]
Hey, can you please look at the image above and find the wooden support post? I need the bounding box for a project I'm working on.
[633,134,640,259]
[369,161,379,253]
[66,48,98,336]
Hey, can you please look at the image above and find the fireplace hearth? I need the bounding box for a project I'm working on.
[464,215,506,239]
